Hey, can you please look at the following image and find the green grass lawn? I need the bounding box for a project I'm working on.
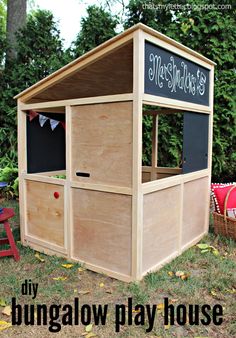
[0,200,235,337]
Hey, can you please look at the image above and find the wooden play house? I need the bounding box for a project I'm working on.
[16,24,215,282]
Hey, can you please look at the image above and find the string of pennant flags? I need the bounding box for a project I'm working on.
[28,110,65,131]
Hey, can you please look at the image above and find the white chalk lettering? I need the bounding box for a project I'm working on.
[148,53,206,97]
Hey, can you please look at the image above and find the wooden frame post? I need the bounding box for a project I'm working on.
[65,106,72,258]
[132,29,144,280]
[205,65,215,232]
[17,101,27,245]
[151,114,158,180]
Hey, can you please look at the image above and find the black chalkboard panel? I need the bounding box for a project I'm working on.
[27,113,65,173]
[145,41,210,106]
[182,112,209,173]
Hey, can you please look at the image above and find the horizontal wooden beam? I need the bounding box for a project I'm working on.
[142,166,182,174]
[181,231,207,252]
[22,173,132,195]
[143,94,211,114]
[142,175,182,194]
[142,250,179,276]
[143,109,184,115]
[142,169,209,194]
[182,169,209,183]
[70,256,133,282]
[38,170,66,176]
[70,181,132,195]
[22,173,65,186]
[24,235,67,254]
[20,93,133,111]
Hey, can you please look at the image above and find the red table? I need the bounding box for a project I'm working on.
[0,208,20,261]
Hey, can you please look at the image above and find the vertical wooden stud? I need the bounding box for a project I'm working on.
[151,114,157,180]
[17,100,27,244]
[132,29,144,280]
[65,105,73,258]
[205,65,215,232]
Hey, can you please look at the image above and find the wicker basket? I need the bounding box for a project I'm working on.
[212,185,236,240]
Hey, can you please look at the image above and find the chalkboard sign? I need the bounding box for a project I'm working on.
[27,113,65,174]
[145,41,210,106]
[182,112,209,173]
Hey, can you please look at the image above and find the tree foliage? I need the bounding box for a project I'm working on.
[73,5,118,57]
[125,0,236,181]
[0,0,6,65]
[0,9,68,167]
[0,0,7,30]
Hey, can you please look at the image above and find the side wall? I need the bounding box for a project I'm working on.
[142,174,209,275]
[72,189,132,276]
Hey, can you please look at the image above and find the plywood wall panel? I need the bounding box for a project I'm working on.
[182,177,208,246]
[71,102,133,187]
[142,186,181,272]
[72,189,132,275]
[26,181,64,247]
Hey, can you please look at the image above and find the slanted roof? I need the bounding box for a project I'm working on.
[15,23,215,104]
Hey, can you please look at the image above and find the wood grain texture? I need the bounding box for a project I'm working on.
[26,181,64,247]
[72,189,132,275]
[142,185,181,272]
[142,166,182,183]
[27,42,133,103]
[18,105,27,244]
[71,101,133,187]
[182,177,209,246]
[132,29,144,279]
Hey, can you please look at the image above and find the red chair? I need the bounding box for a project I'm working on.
[0,208,20,261]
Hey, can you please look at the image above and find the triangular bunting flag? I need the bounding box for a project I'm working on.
[60,121,66,129]
[50,119,60,131]
[29,110,38,121]
[39,114,49,127]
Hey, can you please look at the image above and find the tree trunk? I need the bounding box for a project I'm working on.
[6,0,26,64]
